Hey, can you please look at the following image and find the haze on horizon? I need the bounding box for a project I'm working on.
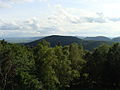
[0,0,120,37]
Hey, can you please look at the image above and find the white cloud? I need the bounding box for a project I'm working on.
[45,5,120,36]
[1,4,120,37]
[9,0,48,3]
[0,1,11,8]
[0,0,48,8]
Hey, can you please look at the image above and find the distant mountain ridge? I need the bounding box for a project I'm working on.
[4,37,44,43]
[26,35,112,50]
[112,37,120,42]
[84,36,111,41]
[3,36,120,43]
[3,35,120,50]
[77,36,120,42]
[27,35,82,47]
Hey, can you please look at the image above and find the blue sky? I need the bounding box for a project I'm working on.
[0,0,120,37]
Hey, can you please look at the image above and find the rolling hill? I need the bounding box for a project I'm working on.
[112,37,120,42]
[84,36,111,41]
[26,35,82,46]
[26,35,112,50]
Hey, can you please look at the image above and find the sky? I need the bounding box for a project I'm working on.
[1,0,120,37]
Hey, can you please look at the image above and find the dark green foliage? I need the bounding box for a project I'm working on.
[102,43,120,88]
[54,46,72,88]
[82,44,110,87]
[33,41,59,90]
[1,39,120,90]
[0,40,42,90]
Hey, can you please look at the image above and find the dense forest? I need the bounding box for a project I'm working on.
[0,39,120,90]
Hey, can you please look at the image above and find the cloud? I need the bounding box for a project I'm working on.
[39,26,60,34]
[50,5,107,24]
[0,24,19,30]
[0,1,11,8]
[44,5,120,36]
[0,0,48,8]
[1,0,48,2]
[108,17,120,22]
[1,4,120,37]
[9,0,48,3]
[82,17,106,23]
[0,22,21,30]
[54,5,120,24]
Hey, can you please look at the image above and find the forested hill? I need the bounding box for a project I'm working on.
[26,35,82,46]
[112,37,120,42]
[26,35,112,50]
[84,36,111,41]
[82,36,120,42]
